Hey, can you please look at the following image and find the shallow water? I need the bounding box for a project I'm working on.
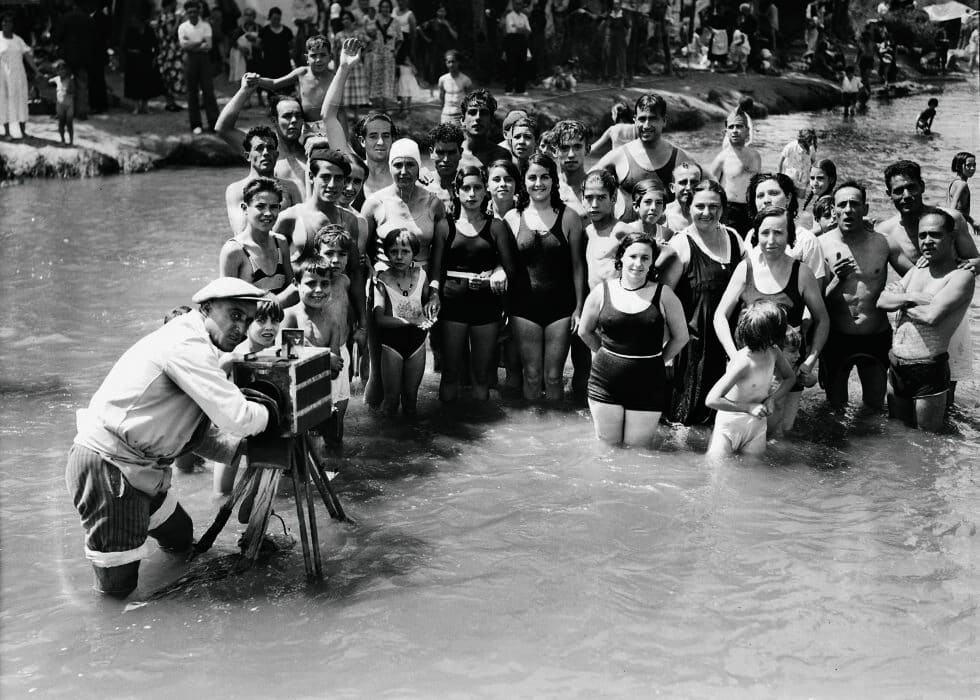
[1,84,979,698]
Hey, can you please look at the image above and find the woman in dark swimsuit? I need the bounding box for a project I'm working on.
[503,153,586,401]
[713,206,829,435]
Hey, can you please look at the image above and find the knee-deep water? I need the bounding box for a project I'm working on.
[1,84,979,698]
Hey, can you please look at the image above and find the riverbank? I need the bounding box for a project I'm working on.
[0,68,950,182]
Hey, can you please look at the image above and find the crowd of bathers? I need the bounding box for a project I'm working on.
[205,38,978,459]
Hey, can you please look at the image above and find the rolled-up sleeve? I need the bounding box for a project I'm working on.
[165,340,268,437]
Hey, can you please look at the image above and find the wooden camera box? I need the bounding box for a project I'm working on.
[232,345,333,438]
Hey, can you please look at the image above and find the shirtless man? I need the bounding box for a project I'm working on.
[224,126,303,233]
[877,210,975,431]
[595,93,697,220]
[215,74,309,198]
[709,109,761,236]
[877,159,979,403]
[818,180,893,410]
[664,162,701,232]
[551,119,591,216]
[460,89,512,168]
[425,121,465,213]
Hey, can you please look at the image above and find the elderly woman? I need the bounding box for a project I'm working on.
[713,206,829,435]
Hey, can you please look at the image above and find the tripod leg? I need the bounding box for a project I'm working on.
[242,468,282,563]
[192,462,259,558]
[289,441,314,578]
[304,441,350,523]
[299,439,323,579]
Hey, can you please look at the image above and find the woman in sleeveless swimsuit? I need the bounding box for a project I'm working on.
[713,206,829,435]
[503,153,586,401]
[662,180,745,425]
[578,232,689,446]
[218,178,294,302]
[373,227,437,417]
[432,164,520,402]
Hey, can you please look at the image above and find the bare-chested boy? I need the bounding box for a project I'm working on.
[664,162,701,232]
[877,159,979,403]
[255,34,335,140]
[877,210,975,431]
[709,109,761,236]
[819,180,893,410]
[224,126,303,233]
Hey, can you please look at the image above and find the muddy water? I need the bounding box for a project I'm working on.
[1,84,978,698]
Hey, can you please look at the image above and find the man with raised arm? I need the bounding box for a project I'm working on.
[224,125,304,233]
[877,210,975,431]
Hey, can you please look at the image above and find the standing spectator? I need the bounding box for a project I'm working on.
[179,0,219,134]
[152,0,184,112]
[208,5,229,77]
[707,12,729,71]
[736,2,757,70]
[48,60,76,144]
[352,0,377,27]
[0,12,36,140]
[650,0,672,75]
[968,26,979,74]
[502,0,532,96]
[371,0,401,111]
[229,7,263,105]
[601,1,630,88]
[437,49,471,124]
[934,24,949,73]
[333,11,370,112]
[123,8,165,115]
[778,129,817,199]
[260,7,294,84]
[393,0,416,65]
[805,0,824,54]
[418,4,457,86]
[56,1,93,120]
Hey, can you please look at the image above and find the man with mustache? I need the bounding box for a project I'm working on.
[66,278,275,598]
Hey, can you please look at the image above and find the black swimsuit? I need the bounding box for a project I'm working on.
[231,236,289,294]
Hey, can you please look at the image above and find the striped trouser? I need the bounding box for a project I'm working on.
[65,445,190,568]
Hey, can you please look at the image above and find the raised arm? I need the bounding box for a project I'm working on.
[215,73,259,152]
[320,37,362,153]
[254,66,305,92]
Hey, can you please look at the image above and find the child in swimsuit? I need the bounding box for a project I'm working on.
[706,300,796,457]
[219,178,294,303]
[916,98,939,135]
[374,227,437,417]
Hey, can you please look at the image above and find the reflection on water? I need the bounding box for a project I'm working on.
[1,85,979,698]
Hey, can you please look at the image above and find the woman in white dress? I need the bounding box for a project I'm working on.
[1,13,36,139]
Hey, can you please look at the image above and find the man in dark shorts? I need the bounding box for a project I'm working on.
[876,210,974,431]
[66,278,275,598]
[818,180,893,410]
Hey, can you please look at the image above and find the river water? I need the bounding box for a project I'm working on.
[2,85,979,698]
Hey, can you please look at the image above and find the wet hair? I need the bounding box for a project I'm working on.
[884,160,923,190]
[672,161,702,181]
[358,111,398,140]
[746,173,798,220]
[631,177,666,205]
[919,207,956,234]
[267,93,303,124]
[461,88,497,115]
[242,176,285,204]
[736,300,787,352]
[551,119,589,149]
[951,151,975,176]
[927,97,939,108]
[613,232,658,271]
[611,102,632,124]
[243,125,278,153]
[428,121,464,148]
[693,179,728,212]
[750,205,797,248]
[305,34,330,53]
[833,179,868,204]
[314,223,352,255]
[804,159,838,211]
[812,194,835,222]
[452,163,490,219]
[584,169,619,197]
[380,227,421,256]
[634,93,667,119]
[517,153,563,212]
[254,298,284,324]
[294,254,332,281]
[308,147,352,177]
[163,305,193,324]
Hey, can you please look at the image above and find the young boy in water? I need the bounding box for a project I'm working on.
[284,230,351,445]
[254,34,335,138]
[706,301,796,457]
[916,98,939,135]
[709,108,761,237]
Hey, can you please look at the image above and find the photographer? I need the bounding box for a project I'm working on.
[66,278,279,598]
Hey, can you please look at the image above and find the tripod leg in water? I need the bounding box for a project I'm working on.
[288,440,316,578]
[295,439,323,578]
[304,439,350,523]
[191,462,260,559]
[242,467,283,563]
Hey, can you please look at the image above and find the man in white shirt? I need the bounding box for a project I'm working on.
[66,278,276,598]
[178,0,219,133]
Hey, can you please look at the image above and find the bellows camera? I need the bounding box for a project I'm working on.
[232,331,333,438]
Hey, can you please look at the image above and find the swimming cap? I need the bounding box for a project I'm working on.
[389,138,421,167]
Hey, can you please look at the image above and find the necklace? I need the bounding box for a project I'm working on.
[620,280,646,292]
[391,268,415,296]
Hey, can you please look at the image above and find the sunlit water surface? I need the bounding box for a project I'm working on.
[1,85,979,698]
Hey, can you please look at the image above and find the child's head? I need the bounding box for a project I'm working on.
[241,177,284,230]
[735,300,787,352]
[305,34,331,70]
[247,298,284,349]
[951,151,976,179]
[313,223,352,271]
[294,255,333,307]
[928,98,939,109]
[444,49,460,72]
[583,169,618,223]
[812,194,837,234]
[632,177,667,226]
[781,326,802,366]
[808,159,837,199]
[380,226,421,268]
[163,305,193,325]
[52,59,70,77]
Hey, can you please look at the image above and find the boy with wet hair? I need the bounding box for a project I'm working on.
[551,119,591,209]
[706,301,796,456]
